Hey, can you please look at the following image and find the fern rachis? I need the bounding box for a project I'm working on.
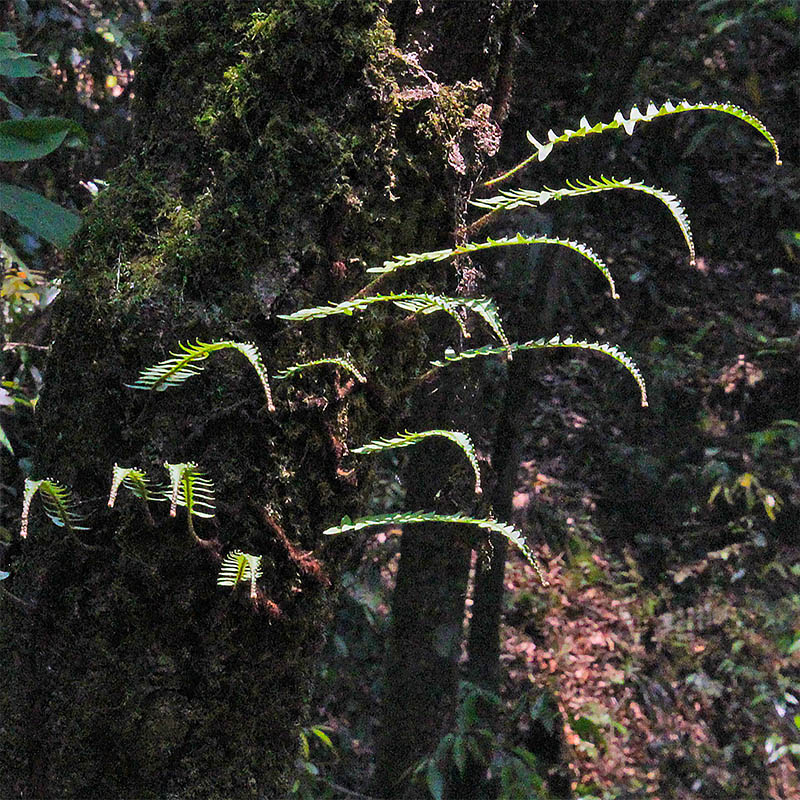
[21,478,88,539]
[217,550,263,600]
[164,462,216,543]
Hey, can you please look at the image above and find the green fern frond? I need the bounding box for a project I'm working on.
[487,99,781,185]
[323,511,548,586]
[278,293,512,359]
[353,430,482,494]
[164,462,215,542]
[370,233,618,300]
[217,550,263,600]
[273,356,367,383]
[128,339,275,412]
[430,335,648,407]
[108,464,163,507]
[472,176,695,265]
[21,477,88,539]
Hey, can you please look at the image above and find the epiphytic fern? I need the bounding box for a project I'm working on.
[428,335,648,407]
[217,550,263,600]
[487,99,781,186]
[273,356,367,384]
[163,462,215,542]
[369,233,618,300]
[21,477,88,538]
[108,464,163,524]
[471,177,695,265]
[278,293,512,359]
[323,511,547,586]
[353,430,482,495]
[128,339,275,412]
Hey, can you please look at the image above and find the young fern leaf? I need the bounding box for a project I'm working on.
[353,430,482,495]
[217,550,263,600]
[273,356,367,383]
[21,478,88,538]
[128,339,275,412]
[487,99,781,186]
[164,462,216,542]
[278,293,512,359]
[108,464,163,507]
[429,335,648,407]
[371,233,618,300]
[471,176,695,265]
[324,511,548,586]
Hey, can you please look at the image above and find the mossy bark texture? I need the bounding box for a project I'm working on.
[0,1,498,797]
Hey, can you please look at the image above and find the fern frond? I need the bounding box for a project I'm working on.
[21,478,88,538]
[278,293,512,359]
[108,464,163,507]
[128,339,275,412]
[323,511,548,586]
[273,356,367,383]
[353,430,482,494]
[164,462,215,542]
[472,176,695,265]
[370,233,618,299]
[430,335,648,407]
[217,550,263,600]
[487,99,781,185]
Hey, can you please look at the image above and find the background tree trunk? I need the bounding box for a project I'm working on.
[0,1,473,797]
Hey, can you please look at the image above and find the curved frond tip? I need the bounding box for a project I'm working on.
[430,335,648,408]
[486,99,781,186]
[21,477,88,538]
[471,176,695,265]
[353,430,482,494]
[324,510,548,586]
[128,339,275,412]
[108,464,163,507]
[273,355,367,383]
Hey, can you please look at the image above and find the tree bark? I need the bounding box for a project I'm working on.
[0,2,468,797]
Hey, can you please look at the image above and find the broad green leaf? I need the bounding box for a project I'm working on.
[0,182,81,247]
[0,57,41,78]
[0,117,87,162]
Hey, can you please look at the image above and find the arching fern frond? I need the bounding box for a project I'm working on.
[471,176,695,265]
[278,293,512,359]
[323,511,548,586]
[487,99,781,186]
[353,430,482,495]
[21,478,88,539]
[163,462,215,542]
[370,233,618,299]
[273,356,367,383]
[128,339,275,412]
[108,464,163,507]
[217,550,263,600]
[429,335,648,407]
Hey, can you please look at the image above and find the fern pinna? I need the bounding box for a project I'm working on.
[324,511,548,587]
[353,430,483,495]
[21,478,88,539]
[128,339,275,412]
[217,550,263,600]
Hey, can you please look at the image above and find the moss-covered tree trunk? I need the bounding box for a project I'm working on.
[0,2,500,797]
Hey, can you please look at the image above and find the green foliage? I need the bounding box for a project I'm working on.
[430,335,649,408]
[128,339,276,412]
[0,31,86,247]
[353,429,483,495]
[708,471,783,521]
[488,99,781,186]
[217,550,263,600]
[371,233,618,300]
[279,292,513,359]
[164,461,215,542]
[324,511,548,586]
[273,356,367,384]
[471,176,696,266]
[20,477,87,539]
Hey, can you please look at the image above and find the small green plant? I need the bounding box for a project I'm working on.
[20,477,87,539]
[108,464,164,525]
[217,550,263,600]
[164,461,216,543]
[274,355,367,384]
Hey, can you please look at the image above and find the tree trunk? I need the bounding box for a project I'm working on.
[0,2,468,797]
